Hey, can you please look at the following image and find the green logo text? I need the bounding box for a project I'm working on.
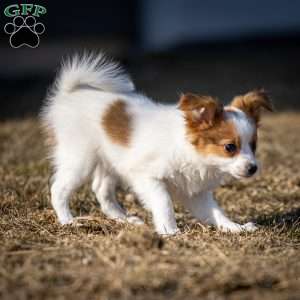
[4,4,47,17]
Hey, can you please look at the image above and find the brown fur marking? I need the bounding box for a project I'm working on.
[179,93,240,157]
[230,89,273,123]
[102,100,131,146]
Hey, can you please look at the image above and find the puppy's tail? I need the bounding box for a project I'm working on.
[53,52,135,95]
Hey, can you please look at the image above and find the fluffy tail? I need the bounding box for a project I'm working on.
[53,52,135,95]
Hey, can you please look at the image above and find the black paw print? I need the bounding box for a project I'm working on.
[4,16,45,48]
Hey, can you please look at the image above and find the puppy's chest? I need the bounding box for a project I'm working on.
[166,165,223,197]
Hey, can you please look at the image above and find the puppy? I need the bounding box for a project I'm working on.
[41,53,272,235]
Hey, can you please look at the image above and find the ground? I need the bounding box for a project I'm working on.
[0,113,299,300]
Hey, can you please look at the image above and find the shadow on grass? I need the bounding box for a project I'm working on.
[255,208,300,229]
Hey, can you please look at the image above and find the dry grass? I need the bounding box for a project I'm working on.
[0,113,299,300]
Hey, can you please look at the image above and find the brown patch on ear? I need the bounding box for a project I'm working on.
[178,93,240,157]
[102,100,131,146]
[178,93,223,131]
[230,89,273,123]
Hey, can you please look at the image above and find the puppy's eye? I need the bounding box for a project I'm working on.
[224,143,237,154]
[250,141,257,153]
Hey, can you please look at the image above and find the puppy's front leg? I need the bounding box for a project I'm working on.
[183,191,257,233]
[132,178,179,235]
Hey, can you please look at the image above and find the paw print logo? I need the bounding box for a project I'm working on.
[4,16,45,48]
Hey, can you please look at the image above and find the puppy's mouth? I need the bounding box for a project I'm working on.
[232,172,255,180]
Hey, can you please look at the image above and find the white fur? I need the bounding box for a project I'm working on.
[41,53,258,235]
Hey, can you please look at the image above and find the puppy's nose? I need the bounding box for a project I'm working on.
[246,163,257,176]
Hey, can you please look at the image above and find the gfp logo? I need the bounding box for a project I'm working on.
[3,4,47,48]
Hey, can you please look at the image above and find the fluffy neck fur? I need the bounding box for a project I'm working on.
[163,108,228,196]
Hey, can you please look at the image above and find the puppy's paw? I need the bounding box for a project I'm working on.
[219,221,258,233]
[58,215,74,225]
[126,215,144,225]
[219,222,243,233]
[69,216,98,227]
[156,225,180,236]
[241,222,258,232]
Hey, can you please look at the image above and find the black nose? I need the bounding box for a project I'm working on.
[247,163,257,176]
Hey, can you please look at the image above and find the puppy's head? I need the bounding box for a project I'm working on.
[178,89,273,179]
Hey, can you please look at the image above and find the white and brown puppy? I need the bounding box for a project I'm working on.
[41,53,272,235]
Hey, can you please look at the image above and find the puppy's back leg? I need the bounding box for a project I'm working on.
[92,165,143,225]
[51,148,95,225]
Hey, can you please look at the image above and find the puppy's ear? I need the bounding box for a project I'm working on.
[178,93,223,129]
[230,89,273,123]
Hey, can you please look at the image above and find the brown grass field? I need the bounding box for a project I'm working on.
[0,113,299,300]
